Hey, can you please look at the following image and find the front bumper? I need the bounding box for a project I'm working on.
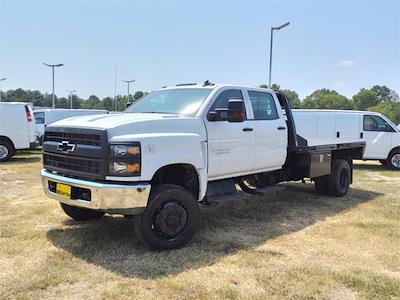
[41,169,150,214]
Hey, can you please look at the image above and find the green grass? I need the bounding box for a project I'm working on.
[0,156,399,299]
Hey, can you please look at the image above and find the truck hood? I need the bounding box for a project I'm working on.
[49,113,207,141]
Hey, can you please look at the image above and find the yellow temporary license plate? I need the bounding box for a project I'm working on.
[56,183,72,199]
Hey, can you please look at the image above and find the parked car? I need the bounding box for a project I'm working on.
[0,102,39,162]
[292,110,400,169]
[34,108,108,144]
[40,83,365,250]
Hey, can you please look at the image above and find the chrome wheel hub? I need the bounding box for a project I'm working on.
[0,145,8,159]
[391,154,400,168]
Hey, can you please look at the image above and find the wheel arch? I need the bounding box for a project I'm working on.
[387,146,400,159]
[151,163,200,200]
[0,135,15,153]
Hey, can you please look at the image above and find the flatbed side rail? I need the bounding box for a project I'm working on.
[296,142,365,157]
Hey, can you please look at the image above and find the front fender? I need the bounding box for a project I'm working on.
[110,133,207,182]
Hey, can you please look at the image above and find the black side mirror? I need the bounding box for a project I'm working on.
[126,102,133,108]
[227,99,245,122]
[207,110,219,121]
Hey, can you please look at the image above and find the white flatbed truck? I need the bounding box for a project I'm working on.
[41,83,365,250]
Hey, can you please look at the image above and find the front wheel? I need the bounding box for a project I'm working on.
[134,184,199,250]
[60,202,105,221]
[386,150,400,170]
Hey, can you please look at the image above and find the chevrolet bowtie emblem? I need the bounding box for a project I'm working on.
[57,141,76,153]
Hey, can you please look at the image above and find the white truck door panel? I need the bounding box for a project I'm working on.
[335,112,361,143]
[207,122,254,178]
[206,89,254,179]
[362,114,394,159]
[246,90,287,171]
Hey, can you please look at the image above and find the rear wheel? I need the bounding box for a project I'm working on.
[134,184,199,250]
[386,150,400,170]
[326,159,351,197]
[60,202,105,221]
[0,140,13,162]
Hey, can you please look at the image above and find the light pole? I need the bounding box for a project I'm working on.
[67,89,76,109]
[43,63,64,108]
[268,22,290,87]
[122,79,135,103]
[0,78,6,102]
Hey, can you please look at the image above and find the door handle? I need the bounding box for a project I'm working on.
[242,127,253,132]
[360,132,364,139]
[277,126,286,130]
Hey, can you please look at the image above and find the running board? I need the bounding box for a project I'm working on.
[204,185,285,205]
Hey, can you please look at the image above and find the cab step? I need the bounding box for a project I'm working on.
[204,185,284,205]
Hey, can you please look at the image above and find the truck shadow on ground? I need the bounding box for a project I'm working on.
[353,164,391,172]
[8,156,41,164]
[47,183,381,279]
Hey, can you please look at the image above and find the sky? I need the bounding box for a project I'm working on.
[0,0,399,100]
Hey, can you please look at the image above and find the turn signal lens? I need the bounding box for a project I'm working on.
[126,163,140,173]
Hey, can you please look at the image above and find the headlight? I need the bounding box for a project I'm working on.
[109,143,141,176]
[109,162,140,176]
[110,144,140,156]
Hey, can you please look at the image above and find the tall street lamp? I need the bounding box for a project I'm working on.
[122,79,135,103]
[67,89,76,109]
[0,78,6,102]
[43,63,64,108]
[268,22,290,87]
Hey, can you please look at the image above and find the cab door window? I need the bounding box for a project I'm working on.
[247,91,278,120]
[363,115,395,132]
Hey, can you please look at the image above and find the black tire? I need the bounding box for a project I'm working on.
[386,150,400,170]
[134,184,199,250]
[0,140,14,162]
[314,176,329,195]
[326,159,351,197]
[60,202,105,221]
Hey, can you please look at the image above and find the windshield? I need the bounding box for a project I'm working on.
[125,88,212,116]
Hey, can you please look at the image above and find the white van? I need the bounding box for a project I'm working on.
[34,109,108,143]
[293,110,400,169]
[0,102,39,162]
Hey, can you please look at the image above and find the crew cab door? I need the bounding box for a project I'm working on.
[205,88,254,179]
[361,114,395,159]
[245,90,288,171]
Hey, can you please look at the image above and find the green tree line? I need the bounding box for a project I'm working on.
[0,89,145,111]
[1,85,399,124]
[261,84,400,124]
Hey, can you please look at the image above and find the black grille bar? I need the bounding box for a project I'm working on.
[44,131,101,146]
[43,127,108,180]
